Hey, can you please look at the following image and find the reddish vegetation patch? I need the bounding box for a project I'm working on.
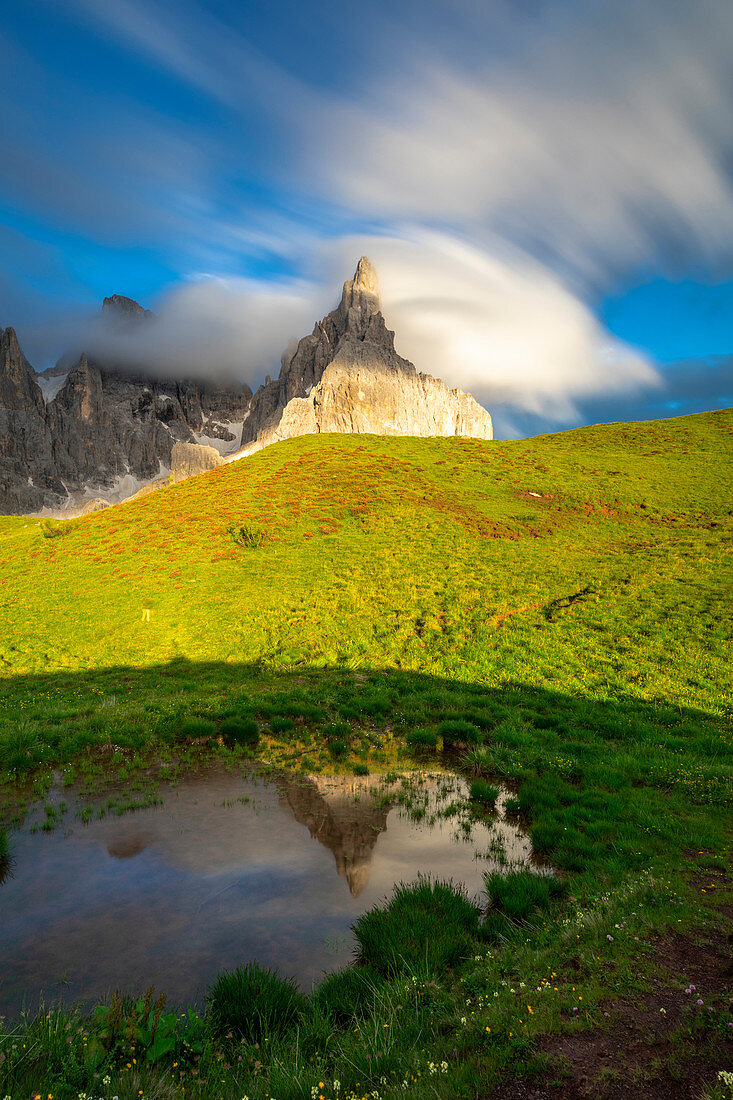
[493,603,542,626]
[489,926,732,1100]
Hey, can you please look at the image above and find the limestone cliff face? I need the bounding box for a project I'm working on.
[240,257,493,452]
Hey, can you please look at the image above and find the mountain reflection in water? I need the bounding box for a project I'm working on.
[0,767,533,1016]
[275,774,392,896]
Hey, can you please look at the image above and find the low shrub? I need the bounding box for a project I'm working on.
[220,717,259,745]
[227,524,266,549]
[353,878,480,977]
[439,719,481,747]
[353,762,370,776]
[207,963,305,1043]
[485,870,566,922]
[311,965,383,1025]
[405,729,438,750]
[469,780,499,807]
[329,739,349,759]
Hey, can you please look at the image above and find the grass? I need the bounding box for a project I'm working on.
[469,778,500,806]
[352,878,482,977]
[207,963,306,1044]
[312,964,385,1025]
[0,411,732,1096]
[485,869,567,921]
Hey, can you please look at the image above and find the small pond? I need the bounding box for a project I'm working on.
[0,767,533,1015]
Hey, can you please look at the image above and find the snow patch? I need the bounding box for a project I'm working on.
[36,371,69,403]
[193,419,245,456]
[83,472,147,504]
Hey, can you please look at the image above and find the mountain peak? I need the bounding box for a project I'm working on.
[340,255,380,316]
[102,294,153,319]
[353,256,378,294]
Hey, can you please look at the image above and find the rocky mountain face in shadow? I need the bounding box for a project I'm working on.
[0,258,493,514]
[240,257,493,454]
[0,299,252,514]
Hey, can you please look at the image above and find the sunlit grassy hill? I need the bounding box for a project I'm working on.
[1,409,731,690]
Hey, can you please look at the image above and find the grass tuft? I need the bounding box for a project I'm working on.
[220,716,259,745]
[485,870,567,922]
[207,962,305,1043]
[353,878,481,977]
[469,779,500,807]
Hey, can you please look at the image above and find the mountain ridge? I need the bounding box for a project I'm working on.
[0,258,492,514]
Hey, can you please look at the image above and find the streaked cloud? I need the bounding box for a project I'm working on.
[2,0,731,434]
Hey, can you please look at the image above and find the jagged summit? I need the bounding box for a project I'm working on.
[340,255,381,314]
[238,256,493,453]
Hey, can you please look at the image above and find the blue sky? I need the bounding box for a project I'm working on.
[1,0,731,436]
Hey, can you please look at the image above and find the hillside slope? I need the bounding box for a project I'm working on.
[0,409,730,698]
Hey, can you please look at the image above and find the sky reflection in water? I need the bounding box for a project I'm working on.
[0,767,532,1014]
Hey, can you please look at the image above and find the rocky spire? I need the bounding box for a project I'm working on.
[340,255,381,315]
[0,327,44,412]
[239,256,493,451]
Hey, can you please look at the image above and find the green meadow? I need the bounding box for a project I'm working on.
[0,410,731,1099]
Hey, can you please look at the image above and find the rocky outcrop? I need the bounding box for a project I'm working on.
[0,327,64,512]
[102,294,154,320]
[171,440,224,483]
[240,257,492,452]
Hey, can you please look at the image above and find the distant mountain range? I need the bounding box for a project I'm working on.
[0,258,492,515]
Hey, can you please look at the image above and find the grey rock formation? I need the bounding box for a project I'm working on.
[171,440,224,483]
[0,327,64,512]
[0,302,252,514]
[240,256,492,452]
[102,294,154,320]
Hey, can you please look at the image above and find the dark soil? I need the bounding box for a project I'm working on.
[489,920,733,1100]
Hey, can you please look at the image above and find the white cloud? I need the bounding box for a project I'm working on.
[333,233,660,420]
[54,232,658,428]
[324,1,732,283]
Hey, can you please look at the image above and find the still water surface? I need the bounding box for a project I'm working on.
[0,767,532,1015]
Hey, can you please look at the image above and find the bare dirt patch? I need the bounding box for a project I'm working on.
[489,924,733,1100]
